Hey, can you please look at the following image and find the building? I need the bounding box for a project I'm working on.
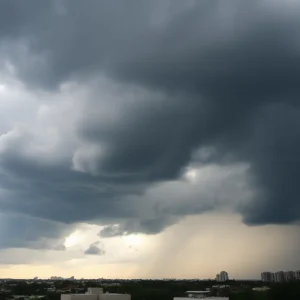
[252,287,270,292]
[61,288,131,300]
[174,291,228,300]
[215,271,229,282]
[219,271,229,282]
[12,296,46,300]
[261,272,275,282]
[285,271,295,281]
[275,271,285,282]
[212,286,229,289]
[295,270,300,280]
[101,284,121,287]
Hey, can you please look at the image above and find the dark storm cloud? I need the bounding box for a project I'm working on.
[79,95,203,181]
[0,0,159,87]
[0,0,299,247]
[0,213,71,250]
[241,103,300,225]
[84,242,105,256]
[99,216,179,238]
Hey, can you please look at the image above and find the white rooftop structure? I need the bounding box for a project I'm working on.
[252,287,270,292]
[61,287,131,300]
[174,291,228,300]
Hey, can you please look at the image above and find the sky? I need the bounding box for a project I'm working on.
[0,0,300,279]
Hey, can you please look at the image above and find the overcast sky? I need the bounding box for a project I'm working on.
[0,0,300,279]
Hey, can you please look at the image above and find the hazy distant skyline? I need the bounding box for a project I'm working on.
[0,0,300,279]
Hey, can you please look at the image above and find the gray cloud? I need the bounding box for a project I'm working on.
[0,0,299,248]
[0,213,72,250]
[99,217,179,238]
[99,225,125,238]
[84,241,105,256]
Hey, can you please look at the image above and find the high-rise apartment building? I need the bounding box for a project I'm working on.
[285,271,295,281]
[219,271,229,282]
[215,271,229,282]
[262,270,300,282]
[275,271,285,282]
[261,272,275,282]
[270,273,275,282]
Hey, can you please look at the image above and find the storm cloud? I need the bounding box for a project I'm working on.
[84,241,105,256]
[0,0,300,248]
[0,213,72,250]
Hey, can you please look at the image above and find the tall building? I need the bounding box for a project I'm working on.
[261,272,275,282]
[295,270,300,280]
[270,273,275,282]
[285,271,295,281]
[275,271,285,282]
[219,271,229,282]
[215,274,220,282]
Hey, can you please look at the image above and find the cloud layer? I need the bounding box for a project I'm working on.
[0,0,300,250]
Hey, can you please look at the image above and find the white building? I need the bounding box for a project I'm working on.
[101,284,121,287]
[261,272,275,282]
[252,287,270,292]
[216,271,229,282]
[174,291,228,300]
[61,288,130,300]
[285,271,295,281]
[275,271,285,282]
[220,271,229,282]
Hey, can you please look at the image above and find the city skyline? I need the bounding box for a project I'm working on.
[0,0,300,279]
[261,270,300,282]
